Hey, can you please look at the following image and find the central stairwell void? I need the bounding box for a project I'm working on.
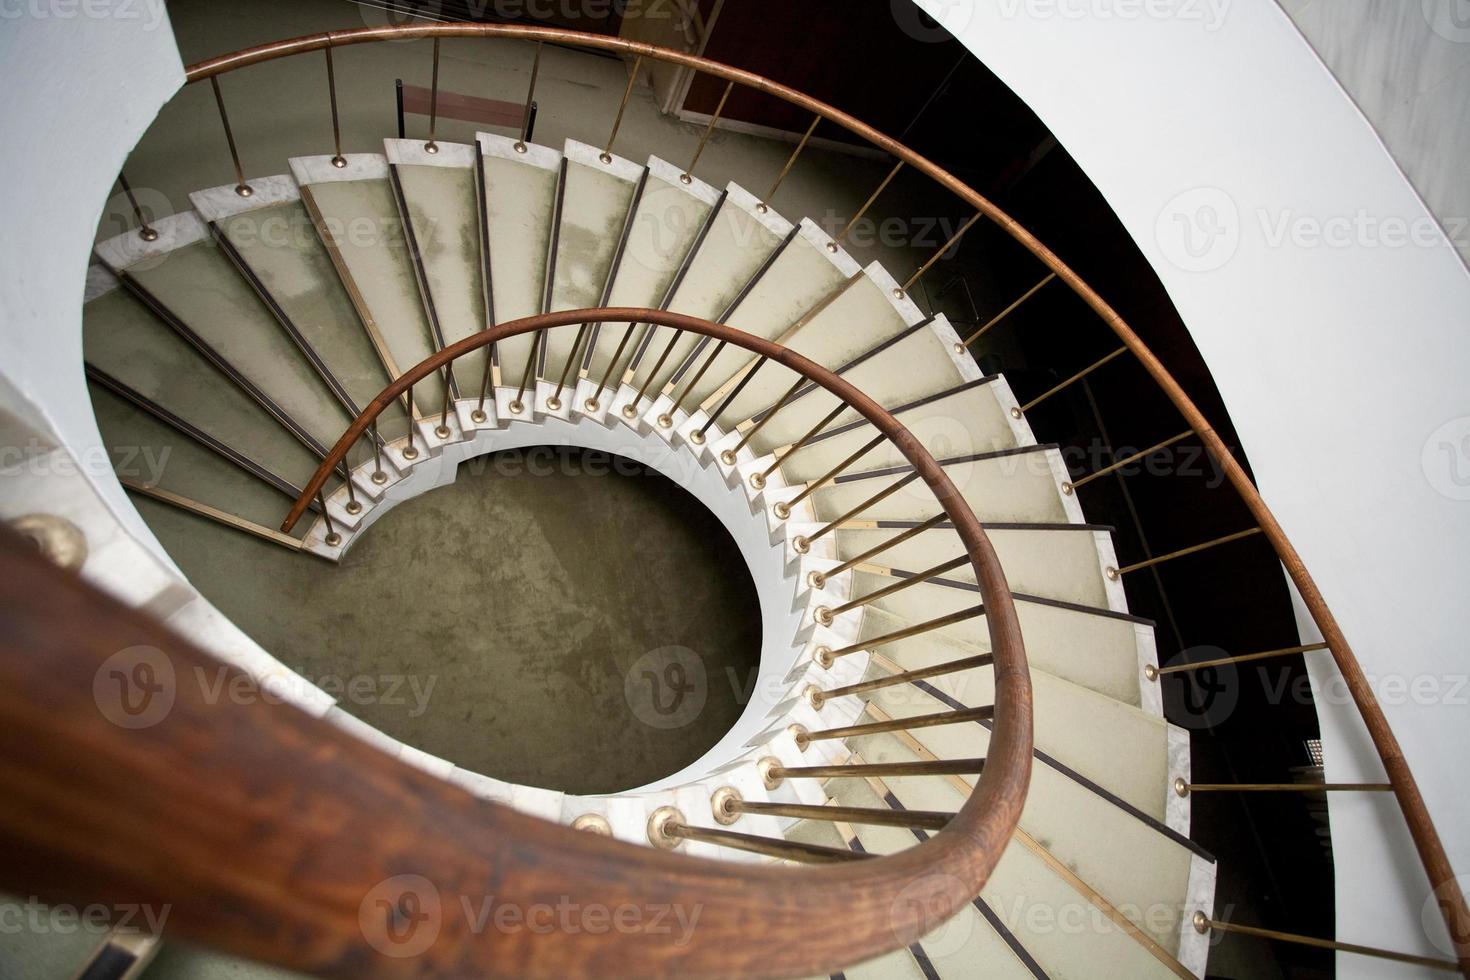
[7,16,1464,980]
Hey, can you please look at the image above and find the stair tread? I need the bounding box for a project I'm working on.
[210,198,401,431]
[296,168,447,411]
[83,286,324,492]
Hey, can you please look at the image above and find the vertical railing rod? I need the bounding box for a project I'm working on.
[115,172,158,242]
[749,402,849,489]
[960,272,1057,347]
[425,38,441,153]
[516,42,544,152]
[436,366,454,438]
[369,422,388,485]
[792,472,923,554]
[834,161,904,247]
[682,80,734,182]
[807,513,948,588]
[771,433,887,520]
[695,357,767,444]
[715,371,803,463]
[318,490,341,547]
[324,46,346,167]
[602,56,642,162]
[403,383,419,460]
[208,77,252,198]
[1019,346,1128,414]
[587,322,638,413]
[901,211,983,296]
[761,114,822,211]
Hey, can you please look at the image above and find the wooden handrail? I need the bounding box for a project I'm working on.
[159,25,1464,974]
[3,308,1033,978]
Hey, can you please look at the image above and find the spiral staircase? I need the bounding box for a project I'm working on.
[2,17,1467,980]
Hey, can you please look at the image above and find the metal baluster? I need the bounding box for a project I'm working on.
[403,383,419,460]
[809,653,994,707]
[812,554,970,625]
[324,46,346,167]
[811,605,985,668]
[759,114,821,213]
[209,77,252,198]
[713,369,801,463]
[832,161,904,251]
[1017,346,1128,416]
[515,42,543,153]
[436,366,453,438]
[115,172,158,242]
[587,321,638,413]
[796,705,995,746]
[601,55,642,163]
[771,433,887,520]
[1064,429,1193,494]
[682,80,734,183]
[748,403,848,489]
[806,513,947,588]
[318,490,341,547]
[958,272,1057,349]
[898,211,983,299]
[791,472,922,554]
[425,38,441,154]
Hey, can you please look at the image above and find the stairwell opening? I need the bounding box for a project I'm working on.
[132,445,763,795]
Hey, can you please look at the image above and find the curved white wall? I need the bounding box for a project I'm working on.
[0,0,183,556]
[913,0,1470,972]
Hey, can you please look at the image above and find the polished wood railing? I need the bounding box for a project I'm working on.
[83,21,1468,975]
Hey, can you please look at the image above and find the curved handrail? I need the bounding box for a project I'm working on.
[6,310,1033,978]
[174,24,1463,971]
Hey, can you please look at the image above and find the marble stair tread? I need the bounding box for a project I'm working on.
[207,197,404,439]
[773,380,1026,488]
[624,187,793,395]
[806,447,1074,526]
[116,237,351,453]
[294,167,447,412]
[666,227,864,412]
[846,571,1152,709]
[852,737,1194,980]
[541,143,643,381]
[723,313,974,454]
[82,286,326,493]
[390,147,490,394]
[476,134,561,396]
[581,159,721,381]
[848,700,1206,959]
[847,606,1171,820]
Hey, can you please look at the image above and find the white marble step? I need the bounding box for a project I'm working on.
[289,153,447,414]
[718,312,979,457]
[82,275,326,493]
[540,140,645,393]
[823,606,1176,821]
[696,260,917,431]
[844,702,1211,966]
[476,133,562,407]
[829,522,1117,609]
[385,140,489,396]
[189,177,406,445]
[771,378,1032,488]
[579,157,723,387]
[840,573,1155,711]
[623,185,802,396]
[790,810,1032,980]
[847,736,1200,980]
[89,380,307,536]
[798,445,1078,526]
[93,212,352,456]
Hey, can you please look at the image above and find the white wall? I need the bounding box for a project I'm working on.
[0,0,183,549]
[911,0,1470,973]
[1278,0,1470,271]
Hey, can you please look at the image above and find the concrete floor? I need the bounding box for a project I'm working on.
[135,447,762,794]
